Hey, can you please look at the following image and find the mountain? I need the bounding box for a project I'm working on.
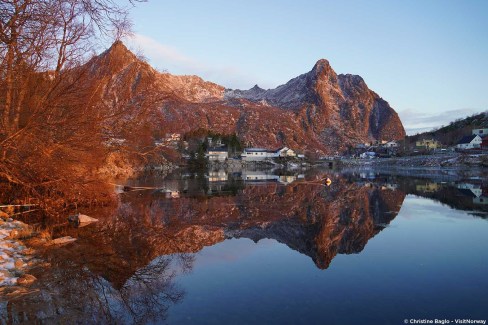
[88,41,405,154]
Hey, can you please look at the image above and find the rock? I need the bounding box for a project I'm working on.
[68,213,98,225]
[14,259,24,269]
[52,236,77,245]
[78,214,98,223]
[27,260,38,267]
[0,270,10,278]
[8,229,19,239]
[17,274,36,286]
[5,242,15,248]
[23,248,35,255]
[0,211,9,220]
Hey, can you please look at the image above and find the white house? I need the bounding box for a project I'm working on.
[241,148,277,161]
[206,148,228,161]
[241,147,297,161]
[456,135,482,150]
[472,129,488,137]
[360,152,376,159]
[457,183,482,198]
[383,141,399,148]
[276,147,297,157]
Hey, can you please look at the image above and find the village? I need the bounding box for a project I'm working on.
[156,128,488,165]
[352,128,488,159]
[157,133,305,162]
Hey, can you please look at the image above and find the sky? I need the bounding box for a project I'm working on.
[121,0,488,135]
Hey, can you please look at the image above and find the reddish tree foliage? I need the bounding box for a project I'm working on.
[0,0,146,216]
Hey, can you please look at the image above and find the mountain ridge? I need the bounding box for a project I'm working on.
[88,42,405,154]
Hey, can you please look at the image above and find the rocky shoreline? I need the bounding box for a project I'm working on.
[0,214,38,293]
[337,152,488,169]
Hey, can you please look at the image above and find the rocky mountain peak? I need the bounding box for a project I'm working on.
[312,59,332,73]
[88,40,151,80]
[310,58,338,87]
[100,41,138,65]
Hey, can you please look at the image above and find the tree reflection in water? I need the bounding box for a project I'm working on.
[2,202,195,324]
[2,251,192,324]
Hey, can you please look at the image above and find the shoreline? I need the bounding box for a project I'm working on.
[335,152,488,169]
[0,215,38,294]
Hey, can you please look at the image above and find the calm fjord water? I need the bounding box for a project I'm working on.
[3,169,488,324]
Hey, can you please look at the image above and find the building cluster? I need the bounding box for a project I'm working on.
[354,140,399,158]
[158,128,488,161]
[416,181,488,206]
[155,133,183,149]
[415,128,488,152]
[207,146,302,162]
[355,140,399,148]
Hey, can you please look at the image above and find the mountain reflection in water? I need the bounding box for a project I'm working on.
[2,168,488,323]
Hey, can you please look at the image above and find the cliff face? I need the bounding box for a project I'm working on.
[87,42,405,154]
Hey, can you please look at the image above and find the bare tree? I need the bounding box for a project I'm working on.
[0,0,146,215]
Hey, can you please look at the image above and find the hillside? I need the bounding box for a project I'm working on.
[407,111,488,146]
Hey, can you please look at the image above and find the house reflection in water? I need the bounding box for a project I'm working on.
[206,169,305,186]
[241,170,304,184]
[456,182,488,205]
[207,170,228,182]
[416,182,440,193]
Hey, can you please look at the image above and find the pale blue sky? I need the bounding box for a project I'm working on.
[122,0,488,134]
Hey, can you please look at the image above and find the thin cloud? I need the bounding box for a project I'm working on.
[398,108,484,135]
[126,33,263,89]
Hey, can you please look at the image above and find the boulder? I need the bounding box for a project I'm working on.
[8,229,19,239]
[0,210,9,220]
[17,274,37,286]
[78,214,98,223]
[68,213,98,225]
[14,259,24,269]
[52,236,77,245]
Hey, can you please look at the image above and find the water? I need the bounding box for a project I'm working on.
[2,168,488,324]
